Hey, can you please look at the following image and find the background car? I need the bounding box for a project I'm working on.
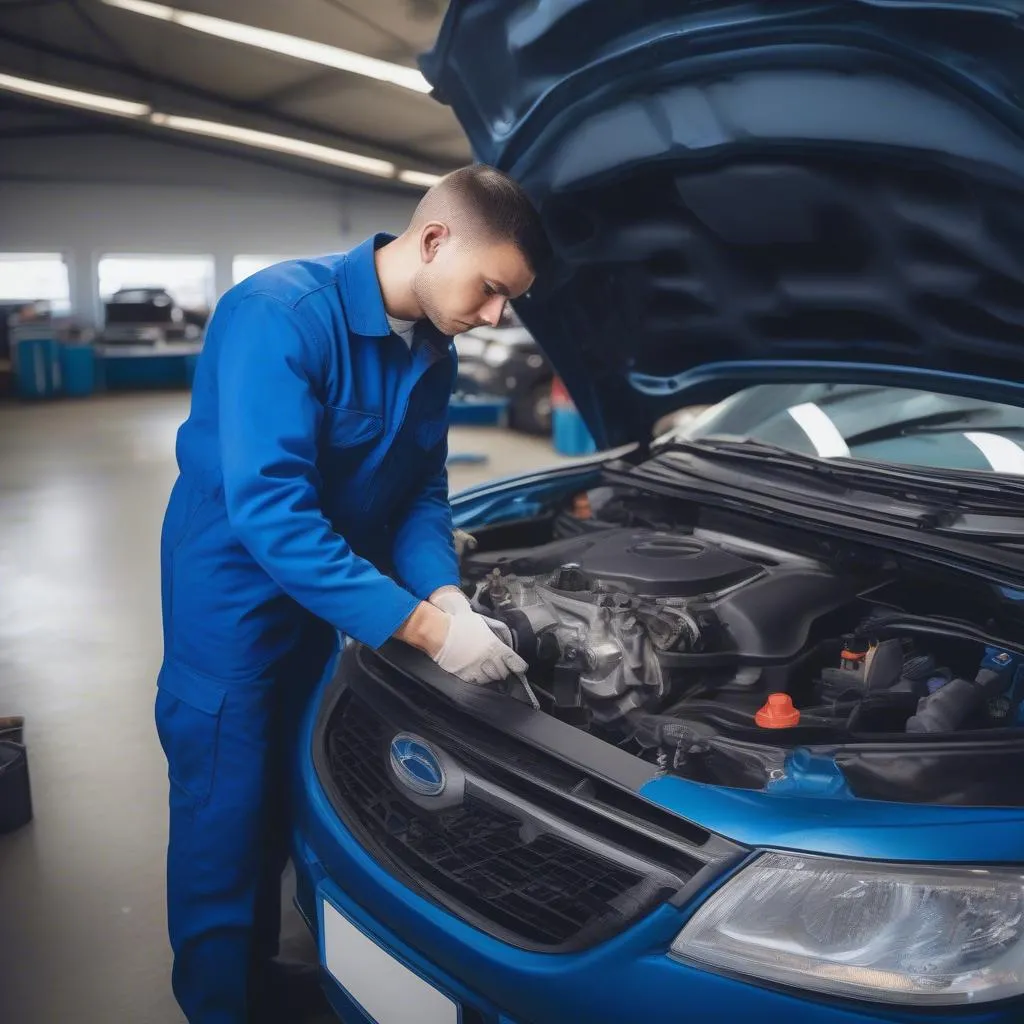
[100,286,205,346]
[453,306,553,434]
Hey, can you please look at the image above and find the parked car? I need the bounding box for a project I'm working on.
[100,287,205,346]
[293,3,1024,1022]
[454,306,553,434]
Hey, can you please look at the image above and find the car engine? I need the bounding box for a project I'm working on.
[466,526,878,724]
[460,519,1024,771]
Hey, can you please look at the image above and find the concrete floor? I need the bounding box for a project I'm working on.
[0,391,572,1024]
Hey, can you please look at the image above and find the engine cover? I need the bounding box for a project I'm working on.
[470,527,877,659]
[538,530,765,596]
[470,527,886,727]
[466,528,763,597]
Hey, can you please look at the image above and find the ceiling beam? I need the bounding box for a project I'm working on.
[0,95,431,194]
[0,25,454,171]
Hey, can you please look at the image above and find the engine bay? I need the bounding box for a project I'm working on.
[453,484,1024,798]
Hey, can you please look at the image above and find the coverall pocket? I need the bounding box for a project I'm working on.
[323,405,384,448]
[155,663,226,807]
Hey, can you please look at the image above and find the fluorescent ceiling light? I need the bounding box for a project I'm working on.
[398,169,444,188]
[100,0,432,93]
[149,113,395,176]
[0,71,443,183]
[0,71,151,117]
[101,0,173,20]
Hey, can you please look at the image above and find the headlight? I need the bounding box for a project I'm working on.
[671,852,1024,1006]
[482,343,512,367]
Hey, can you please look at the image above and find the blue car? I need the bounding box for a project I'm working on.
[292,2,1024,1021]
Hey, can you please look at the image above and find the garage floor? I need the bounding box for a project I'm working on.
[0,391,574,1024]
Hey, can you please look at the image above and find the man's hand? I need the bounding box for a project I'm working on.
[394,601,450,658]
[428,586,472,616]
[429,586,516,649]
[395,596,527,684]
[431,609,527,684]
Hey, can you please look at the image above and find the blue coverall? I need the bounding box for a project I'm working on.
[155,234,461,1022]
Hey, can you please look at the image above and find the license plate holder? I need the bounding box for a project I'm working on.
[319,895,460,1024]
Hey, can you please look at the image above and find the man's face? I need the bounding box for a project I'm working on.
[413,225,535,337]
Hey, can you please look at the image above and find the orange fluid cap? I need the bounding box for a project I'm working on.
[755,693,801,729]
[841,649,867,662]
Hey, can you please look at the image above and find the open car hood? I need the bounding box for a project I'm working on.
[421,0,1024,447]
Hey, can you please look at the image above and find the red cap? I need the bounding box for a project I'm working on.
[550,377,572,409]
[755,693,801,729]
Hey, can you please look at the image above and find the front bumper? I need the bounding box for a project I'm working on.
[293,651,1020,1024]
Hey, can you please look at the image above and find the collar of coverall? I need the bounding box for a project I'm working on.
[340,233,453,359]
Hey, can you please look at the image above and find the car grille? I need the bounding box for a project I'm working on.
[324,690,695,951]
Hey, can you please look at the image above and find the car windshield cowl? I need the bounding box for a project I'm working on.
[657,435,1024,515]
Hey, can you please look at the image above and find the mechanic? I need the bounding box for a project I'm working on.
[155,164,548,1023]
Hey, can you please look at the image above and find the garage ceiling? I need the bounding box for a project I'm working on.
[0,0,470,187]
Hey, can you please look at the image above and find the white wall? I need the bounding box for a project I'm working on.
[0,132,421,324]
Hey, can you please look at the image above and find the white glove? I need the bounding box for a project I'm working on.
[430,588,515,648]
[432,609,528,684]
[430,587,473,616]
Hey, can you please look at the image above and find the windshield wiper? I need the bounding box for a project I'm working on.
[841,409,1021,447]
[660,436,1024,511]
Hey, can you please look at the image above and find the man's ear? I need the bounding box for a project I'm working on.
[420,222,449,263]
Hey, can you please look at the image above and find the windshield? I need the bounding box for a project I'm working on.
[668,383,1024,475]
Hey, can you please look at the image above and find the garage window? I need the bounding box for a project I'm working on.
[232,255,298,284]
[0,253,71,312]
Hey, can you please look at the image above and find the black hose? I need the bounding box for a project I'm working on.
[656,650,794,668]
[629,706,854,748]
[656,638,836,671]
[856,613,1024,657]
[630,714,717,751]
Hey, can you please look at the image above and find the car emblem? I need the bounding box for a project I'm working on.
[389,733,446,797]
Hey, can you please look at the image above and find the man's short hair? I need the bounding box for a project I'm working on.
[414,164,551,274]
